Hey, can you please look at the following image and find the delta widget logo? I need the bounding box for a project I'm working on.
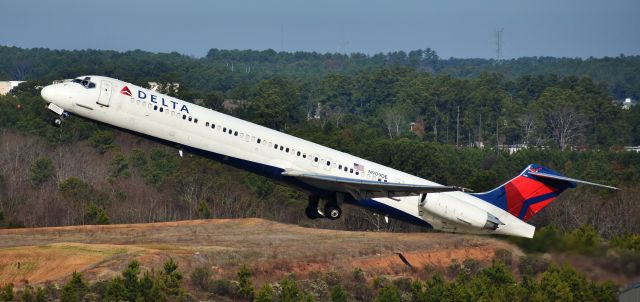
[120,86,132,97]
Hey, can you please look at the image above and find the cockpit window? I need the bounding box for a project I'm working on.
[73,77,96,89]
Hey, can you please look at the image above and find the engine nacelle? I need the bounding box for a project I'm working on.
[420,194,504,231]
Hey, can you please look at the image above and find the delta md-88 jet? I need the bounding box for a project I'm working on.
[40,76,617,238]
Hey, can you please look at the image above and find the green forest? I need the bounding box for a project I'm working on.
[1,46,640,300]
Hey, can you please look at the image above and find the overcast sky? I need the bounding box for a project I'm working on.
[2,0,638,59]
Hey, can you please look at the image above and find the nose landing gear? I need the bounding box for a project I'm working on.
[51,116,63,127]
[47,103,68,128]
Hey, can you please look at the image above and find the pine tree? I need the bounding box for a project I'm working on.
[61,272,87,302]
[237,264,254,300]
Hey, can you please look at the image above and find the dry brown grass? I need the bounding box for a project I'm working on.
[0,218,522,286]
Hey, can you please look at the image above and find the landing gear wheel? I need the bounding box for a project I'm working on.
[305,206,321,219]
[324,203,342,220]
[51,117,63,127]
[305,195,321,220]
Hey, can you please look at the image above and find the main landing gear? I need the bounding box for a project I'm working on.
[305,194,342,220]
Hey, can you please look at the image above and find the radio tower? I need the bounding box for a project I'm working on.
[495,28,504,63]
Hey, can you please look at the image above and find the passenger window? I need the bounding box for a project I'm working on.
[234,131,238,136]
[339,165,342,169]
[344,167,348,172]
[279,146,283,151]
[153,105,158,111]
[223,127,227,132]
[188,117,192,122]
[303,154,307,158]
[182,115,187,120]
[257,138,261,144]
[326,161,330,166]
[194,118,198,123]
[159,107,164,112]
[286,147,289,153]
[274,144,278,149]
[314,157,318,162]
[206,122,210,127]
[212,124,215,129]
[350,168,353,173]
[297,151,301,156]
[356,171,359,175]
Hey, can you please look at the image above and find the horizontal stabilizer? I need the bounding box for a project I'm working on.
[528,171,619,190]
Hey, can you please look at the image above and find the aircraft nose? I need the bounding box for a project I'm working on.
[41,85,55,102]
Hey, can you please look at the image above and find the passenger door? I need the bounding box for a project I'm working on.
[97,80,112,107]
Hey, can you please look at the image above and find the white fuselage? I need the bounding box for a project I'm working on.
[41,76,535,238]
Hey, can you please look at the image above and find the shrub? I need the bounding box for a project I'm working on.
[330,285,349,302]
[209,279,237,297]
[610,232,640,251]
[562,225,603,255]
[108,153,131,178]
[254,283,275,302]
[88,130,115,154]
[351,267,365,282]
[279,277,301,302]
[0,283,14,302]
[85,203,110,225]
[518,255,550,276]
[196,201,211,219]
[375,283,401,302]
[190,266,211,291]
[31,157,56,185]
[324,271,341,287]
[462,258,482,275]
[61,272,88,302]
[237,264,254,300]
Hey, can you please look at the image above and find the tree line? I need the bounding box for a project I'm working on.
[0,256,619,301]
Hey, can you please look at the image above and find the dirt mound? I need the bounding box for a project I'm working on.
[0,219,521,286]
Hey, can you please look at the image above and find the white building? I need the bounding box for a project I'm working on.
[0,81,25,95]
[622,98,637,110]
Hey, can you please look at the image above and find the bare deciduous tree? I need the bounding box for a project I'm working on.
[381,107,406,139]
[548,105,586,150]
[518,114,536,146]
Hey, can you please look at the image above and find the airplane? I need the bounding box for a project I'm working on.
[40,76,618,238]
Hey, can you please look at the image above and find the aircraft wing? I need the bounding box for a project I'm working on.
[282,169,461,200]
